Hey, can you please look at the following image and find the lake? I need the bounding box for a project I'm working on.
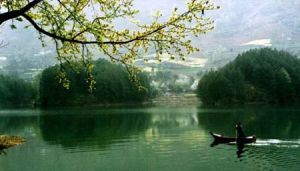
[0,106,300,170]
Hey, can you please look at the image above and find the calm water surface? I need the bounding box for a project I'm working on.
[0,106,300,170]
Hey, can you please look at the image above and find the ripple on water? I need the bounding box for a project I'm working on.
[245,140,300,170]
[253,139,300,147]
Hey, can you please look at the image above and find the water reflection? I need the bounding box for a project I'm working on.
[198,107,300,167]
[0,115,39,136]
[39,110,151,150]
[150,112,198,128]
[0,150,7,155]
[197,107,300,139]
[0,107,299,170]
[0,107,200,153]
[210,137,248,159]
[236,143,245,159]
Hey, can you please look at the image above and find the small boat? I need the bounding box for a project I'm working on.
[210,132,256,144]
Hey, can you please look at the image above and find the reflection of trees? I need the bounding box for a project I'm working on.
[197,108,300,139]
[0,115,38,135]
[150,113,198,128]
[0,115,37,155]
[39,111,151,149]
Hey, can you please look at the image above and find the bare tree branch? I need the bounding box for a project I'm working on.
[0,0,43,25]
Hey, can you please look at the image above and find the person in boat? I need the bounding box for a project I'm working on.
[236,122,245,138]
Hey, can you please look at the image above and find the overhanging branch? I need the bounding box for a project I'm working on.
[22,13,166,45]
[21,7,193,46]
[0,0,43,25]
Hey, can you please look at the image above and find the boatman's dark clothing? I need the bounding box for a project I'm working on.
[236,124,245,138]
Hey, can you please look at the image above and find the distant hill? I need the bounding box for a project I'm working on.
[199,0,300,66]
[197,48,300,106]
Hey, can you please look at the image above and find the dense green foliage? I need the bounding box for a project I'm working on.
[39,59,152,107]
[0,74,36,107]
[197,48,300,105]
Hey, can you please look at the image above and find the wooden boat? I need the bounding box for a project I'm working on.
[210,132,256,144]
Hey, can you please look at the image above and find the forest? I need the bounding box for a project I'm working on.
[3,48,300,108]
[39,59,153,107]
[0,74,36,107]
[197,48,300,106]
[0,59,153,107]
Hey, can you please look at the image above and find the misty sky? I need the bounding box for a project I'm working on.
[1,0,300,67]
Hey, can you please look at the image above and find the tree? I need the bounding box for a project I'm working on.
[197,71,233,106]
[197,48,300,106]
[275,67,294,104]
[221,65,246,103]
[0,74,36,107]
[39,59,152,107]
[0,0,219,90]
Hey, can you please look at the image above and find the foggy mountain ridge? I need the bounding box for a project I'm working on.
[199,0,300,67]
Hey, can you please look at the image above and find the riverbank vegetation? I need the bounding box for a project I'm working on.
[39,59,153,107]
[197,48,300,106]
[0,74,36,108]
[0,59,153,108]
[2,48,300,108]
